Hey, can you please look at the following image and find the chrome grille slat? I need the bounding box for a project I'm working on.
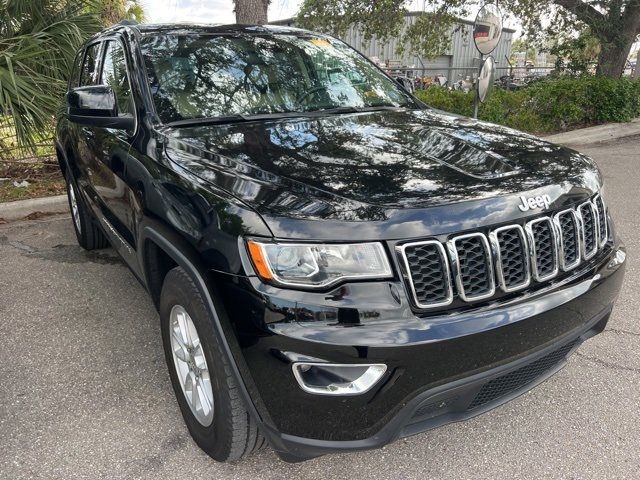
[525,217,559,282]
[593,194,608,247]
[489,225,530,292]
[399,194,608,310]
[554,209,581,271]
[447,233,495,302]
[578,201,598,260]
[396,240,453,309]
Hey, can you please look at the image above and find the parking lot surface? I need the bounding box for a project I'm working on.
[1,136,639,480]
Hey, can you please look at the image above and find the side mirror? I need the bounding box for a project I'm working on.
[66,85,134,130]
[394,76,415,94]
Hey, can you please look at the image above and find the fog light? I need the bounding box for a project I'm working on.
[292,362,387,396]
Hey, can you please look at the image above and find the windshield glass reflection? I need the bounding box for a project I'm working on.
[140,33,415,123]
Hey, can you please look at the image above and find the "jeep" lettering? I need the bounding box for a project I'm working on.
[518,194,551,212]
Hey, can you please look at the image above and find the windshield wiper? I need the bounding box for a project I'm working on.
[166,111,311,128]
[166,115,249,128]
[165,105,413,128]
[309,105,410,115]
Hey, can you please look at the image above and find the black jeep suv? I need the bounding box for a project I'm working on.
[56,22,625,462]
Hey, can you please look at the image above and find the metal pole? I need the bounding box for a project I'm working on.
[474,54,482,119]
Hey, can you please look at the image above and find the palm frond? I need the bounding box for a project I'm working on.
[0,0,101,152]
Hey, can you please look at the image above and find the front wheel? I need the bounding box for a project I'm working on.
[65,172,108,250]
[160,267,265,461]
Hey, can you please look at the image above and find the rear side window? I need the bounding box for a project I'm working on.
[80,43,101,86]
[101,40,134,116]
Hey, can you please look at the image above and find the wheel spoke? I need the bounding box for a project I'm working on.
[192,344,206,369]
[188,372,200,410]
[170,321,190,360]
[196,376,212,415]
[176,311,192,346]
[184,370,194,397]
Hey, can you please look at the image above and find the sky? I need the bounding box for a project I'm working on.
[141,0,522,37]
[142,0,303,24]
[140,1,469,25]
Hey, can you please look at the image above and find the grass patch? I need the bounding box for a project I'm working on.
[0,175,65,202]
[1,116,59,202]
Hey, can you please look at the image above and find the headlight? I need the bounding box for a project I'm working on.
[246,240,392,288]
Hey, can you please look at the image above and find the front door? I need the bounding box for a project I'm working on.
[93,38,139,254]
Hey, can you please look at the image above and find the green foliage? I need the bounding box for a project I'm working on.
[415,77,640,134]
[297,0,640,77]
[415,86,474,117]
[297,0,406,47]
[0,0,102,152]
[90,0,145,26]
[548,29,600,74]
[297,0,478,60]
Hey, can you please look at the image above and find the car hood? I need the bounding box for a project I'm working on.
[163,108,602,240]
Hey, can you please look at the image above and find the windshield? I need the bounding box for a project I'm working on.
[140,33,416,123]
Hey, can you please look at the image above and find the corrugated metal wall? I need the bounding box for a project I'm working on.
[341,15,513,70]
[272,14,514,72]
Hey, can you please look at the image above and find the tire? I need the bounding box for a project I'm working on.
[65,172,109,250]
[160,266,265,461]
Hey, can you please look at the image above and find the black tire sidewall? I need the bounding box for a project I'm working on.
[64,170,108,250]
[65,172,88,246]
[159,268,237,461]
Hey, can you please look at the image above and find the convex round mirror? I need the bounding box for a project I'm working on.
[478,56,496,103]
[473,3,503,55]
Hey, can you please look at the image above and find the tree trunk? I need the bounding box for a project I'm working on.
[596,36,635,77]
[234,0,269,25]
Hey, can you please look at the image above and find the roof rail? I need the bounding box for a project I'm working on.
[117,19,138,26]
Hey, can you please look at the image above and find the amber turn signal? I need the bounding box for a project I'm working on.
[246,240,274,280]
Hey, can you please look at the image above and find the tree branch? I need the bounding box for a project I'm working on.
[553,0,608,35]
[622,0,640,37]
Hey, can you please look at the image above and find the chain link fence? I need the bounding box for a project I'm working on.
[0,117,55,170]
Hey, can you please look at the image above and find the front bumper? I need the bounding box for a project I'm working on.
[216,242,625,462]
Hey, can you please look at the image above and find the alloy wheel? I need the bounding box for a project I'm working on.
[68,182,81,234]
[169,305,214,426]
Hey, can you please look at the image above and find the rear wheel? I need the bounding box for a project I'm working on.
[160,266,265,461]
[65,172,108,250]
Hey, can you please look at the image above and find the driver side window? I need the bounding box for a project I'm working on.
[101,40,134,116]
[80,43,101,86]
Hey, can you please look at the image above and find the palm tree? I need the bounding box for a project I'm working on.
[0,0,103,153]
[94,0,144,26]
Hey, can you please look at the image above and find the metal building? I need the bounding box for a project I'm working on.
[272,12,515,74]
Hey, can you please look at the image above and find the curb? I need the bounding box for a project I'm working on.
[543,119,640,147]
[0,195,68,223]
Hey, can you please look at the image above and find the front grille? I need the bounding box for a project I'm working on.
[449,234,494,301]
[401,241,452,308]
[555,210,580,271]
[579,201,598,259]
[468,339,579,410]
[593,194,607,246]
[398,194,609,309]
[527,217,558,281]
[491,226,529,291]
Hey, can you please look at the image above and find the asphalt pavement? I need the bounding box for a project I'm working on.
[1,136,639,480]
